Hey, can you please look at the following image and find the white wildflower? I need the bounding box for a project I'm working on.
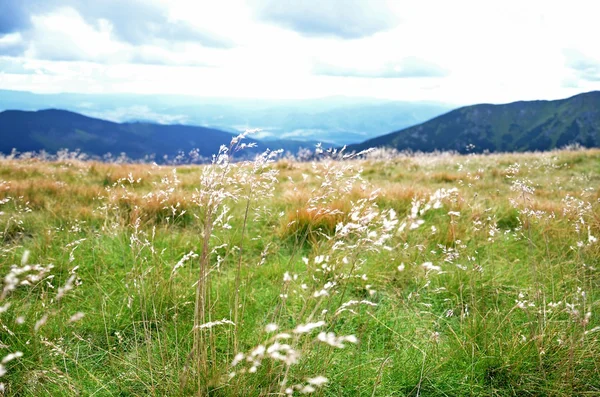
[317,332,358,348]
[293,321,325,334]
[194,318,235,330]
[422,262,442,272]
[69,312,85,323]
[1,351,23,364]
[307,376,328,386]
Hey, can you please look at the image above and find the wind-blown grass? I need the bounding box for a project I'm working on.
[0,145,599,396]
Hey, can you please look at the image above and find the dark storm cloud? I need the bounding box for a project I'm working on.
[313,57,448,79]
[0,0,233,51]
[250,0,399,39]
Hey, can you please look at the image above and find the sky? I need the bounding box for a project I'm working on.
[0,0,599,105]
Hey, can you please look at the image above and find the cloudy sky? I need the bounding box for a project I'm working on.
[0,0,599,105]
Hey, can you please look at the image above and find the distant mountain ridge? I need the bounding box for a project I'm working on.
[0,90,452,146]
[348,91,600,153]
[3,91,598,162]
[0,109,311,161]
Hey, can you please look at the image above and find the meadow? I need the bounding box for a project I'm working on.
[0,142,599,396]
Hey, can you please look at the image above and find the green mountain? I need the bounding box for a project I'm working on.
[349,91,600,153]
[0,109,311,161]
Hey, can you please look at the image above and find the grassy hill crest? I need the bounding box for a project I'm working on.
[349,91,600,153]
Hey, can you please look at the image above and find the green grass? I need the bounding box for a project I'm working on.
[0,148,599,396]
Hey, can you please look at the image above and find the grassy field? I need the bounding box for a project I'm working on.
[0,145,599,396]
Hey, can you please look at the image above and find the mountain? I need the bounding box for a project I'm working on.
[0,90,452,145]
[349,91,600,153]
[0,109,312,161]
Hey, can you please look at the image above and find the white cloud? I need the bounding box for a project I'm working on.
[313,57,447,79]
[0,33,23,46]
[0,32,26,56]
[249,0,400,39]
[1,0,600,104]
[26,7,130,62]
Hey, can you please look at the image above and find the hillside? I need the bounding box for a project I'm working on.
[0,109,310,161]
[1,149,599,395]
[0,90,452,145]
[349,91,600,153]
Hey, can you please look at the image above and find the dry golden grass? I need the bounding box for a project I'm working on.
[280,200,352,243]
